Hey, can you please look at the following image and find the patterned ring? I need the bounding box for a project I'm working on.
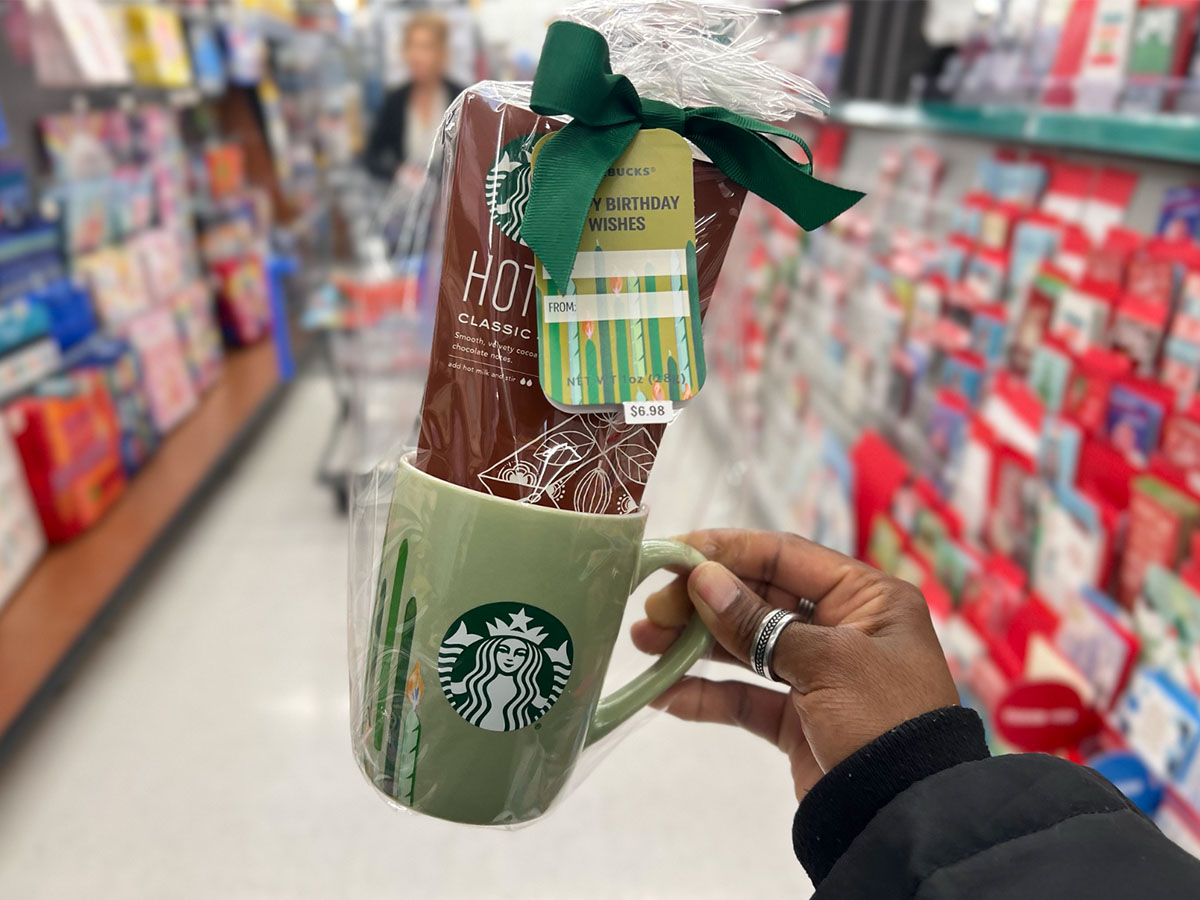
[750,609,797,681]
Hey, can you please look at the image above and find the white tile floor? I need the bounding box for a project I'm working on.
[0,375,811,899]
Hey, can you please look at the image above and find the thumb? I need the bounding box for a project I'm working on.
[688,561,833,692]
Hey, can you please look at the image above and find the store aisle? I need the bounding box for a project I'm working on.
[0,375,809,900]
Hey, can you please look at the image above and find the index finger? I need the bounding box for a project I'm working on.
[675,529,864,618]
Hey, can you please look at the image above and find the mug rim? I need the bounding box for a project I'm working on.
[398,452,650,525]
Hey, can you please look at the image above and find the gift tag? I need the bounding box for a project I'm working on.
[532,129,704,412]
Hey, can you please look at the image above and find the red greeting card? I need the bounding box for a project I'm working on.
[1050,280,1118,354]
[850,430,911,559]
[1120,475,1200,606]
[951,416,999,542]
[987,444,1040,569]
[1111,293,1169,374]
[1106,374,1176,466]
[1082,170,1140,243]
[1043,161,1095,222]
[1064,346,1133,432]
[1044,0,1103,107]
[1055,224,1095,280]
[1163,409,1200,471]
[1086,226,1144,288]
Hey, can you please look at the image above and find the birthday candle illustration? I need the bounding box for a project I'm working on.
[671,251,691,398]
[584,320,601,406]
[372,539,409,753]
[394,660,423,805]
[384,596,417,792]
[567,279,582,406]
[361,571,389,746]
[631,273,646,380]
[686,240,705,389]
[541,276,562,399]
[592,243,607,404]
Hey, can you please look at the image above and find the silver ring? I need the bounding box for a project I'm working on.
[750,609,799,682]
[797,597,816,624]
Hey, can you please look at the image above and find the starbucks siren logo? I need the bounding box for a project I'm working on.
[485,134,538,246]
[438,602,573,732]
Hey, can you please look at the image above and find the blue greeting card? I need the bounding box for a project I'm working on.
[1106,384,1166,467]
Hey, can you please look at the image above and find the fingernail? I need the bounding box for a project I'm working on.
[691,562,738,613]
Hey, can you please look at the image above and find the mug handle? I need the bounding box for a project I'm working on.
[586,540,712,745]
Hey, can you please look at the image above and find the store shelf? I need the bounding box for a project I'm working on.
[0,340,288,760]
[831,100,1200,166]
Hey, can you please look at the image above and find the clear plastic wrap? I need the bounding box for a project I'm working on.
[350,1,837,826]
[349,450,710,825]
[413,2,831,514]
[563,1,829,119]
[414,84,747,513]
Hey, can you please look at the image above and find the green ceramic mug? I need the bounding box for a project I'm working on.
[355,454,711,825]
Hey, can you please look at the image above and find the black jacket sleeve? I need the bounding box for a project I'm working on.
[364,80,465,181]
[364,86,410,181]
[794,707,1200,899]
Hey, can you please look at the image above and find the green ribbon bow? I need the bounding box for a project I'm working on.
[520,21,865,295]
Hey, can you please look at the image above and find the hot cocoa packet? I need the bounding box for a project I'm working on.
[416,87,746,514]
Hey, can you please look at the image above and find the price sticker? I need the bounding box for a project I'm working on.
[623,400,675,424]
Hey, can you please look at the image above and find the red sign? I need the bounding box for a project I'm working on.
[995,681,1096,752]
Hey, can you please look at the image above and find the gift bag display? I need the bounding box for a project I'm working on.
[6,371,126,542]
[349,1,862,826]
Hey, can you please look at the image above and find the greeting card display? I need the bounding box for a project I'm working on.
[129,229,187,305]
[122,306,198,433]
[73,337,159,475]
[124,5,192,88]
[1120,476,1200,607]
[1106,379,1172,466]
[1057,587,1139,710]
[75,246,152,327]
[27,0,130,87]
[212,255,272,346]
[1116,668,1200,783]
[39,111,114,180]
[1075,0,1137,112]
[171,282,223,393]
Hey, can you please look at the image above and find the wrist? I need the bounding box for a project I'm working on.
[792,706,989,886]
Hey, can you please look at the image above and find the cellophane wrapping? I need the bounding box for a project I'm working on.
[350,0,831,825]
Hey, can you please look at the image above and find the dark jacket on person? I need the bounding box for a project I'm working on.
[795,707,1200,898]
[364,80,464,180]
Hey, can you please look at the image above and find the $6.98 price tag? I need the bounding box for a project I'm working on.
[623,400,676,425]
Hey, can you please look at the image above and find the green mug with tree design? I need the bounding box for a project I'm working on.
[353,454,711,825]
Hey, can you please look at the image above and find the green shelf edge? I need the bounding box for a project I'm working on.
[831,100,1200,166]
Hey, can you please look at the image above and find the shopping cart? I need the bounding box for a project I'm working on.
[305,165,439,512]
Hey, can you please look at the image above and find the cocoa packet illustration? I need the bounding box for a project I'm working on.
[416,87,746,514]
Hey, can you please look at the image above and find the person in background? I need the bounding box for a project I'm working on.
[365,11,463,181]
[633,529,1200,898]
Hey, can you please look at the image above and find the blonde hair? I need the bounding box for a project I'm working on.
[404,11,449,49]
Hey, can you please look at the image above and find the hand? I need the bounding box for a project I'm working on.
[632,529,959,800]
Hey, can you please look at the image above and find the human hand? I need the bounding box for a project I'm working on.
[632,530,959,800]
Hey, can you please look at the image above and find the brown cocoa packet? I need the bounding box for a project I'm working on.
[416,87,746,514]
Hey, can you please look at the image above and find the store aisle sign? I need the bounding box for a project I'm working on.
[995,680,1095,752]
